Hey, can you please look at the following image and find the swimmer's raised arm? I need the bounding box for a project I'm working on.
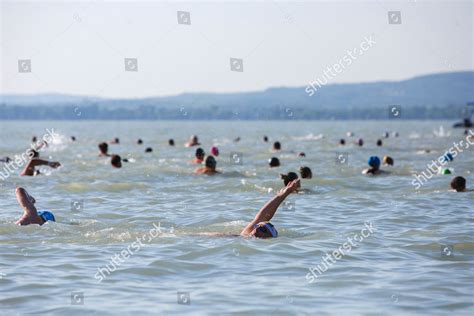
[15,187,44,225]
[20,159,61,176]
[241,179,299,236]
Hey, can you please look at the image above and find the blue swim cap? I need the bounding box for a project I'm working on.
[38,210,55,223]
[254,222,278,238]
[443,153,454,162]
[368,156,381,168]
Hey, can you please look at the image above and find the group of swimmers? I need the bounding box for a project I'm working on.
[1,129,472,237]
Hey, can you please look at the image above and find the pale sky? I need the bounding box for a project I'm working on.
[1,0,472,98]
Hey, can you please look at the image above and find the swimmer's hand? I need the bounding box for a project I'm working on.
[48,161,61,168]
[280,179,300,196]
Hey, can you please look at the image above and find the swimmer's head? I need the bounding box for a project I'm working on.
[71,136,76,142]
[368,156,381,169]
[357,138,364,146]
[32,136,37,143]
[98,142,108,155]
[268,157,280,168]
[376,139,383,147]
[195,148,205,160]
[210,146,219,156]
[111,155,122,168]
[137,139,143,145]
[340,139,345,145]
[298,152,306,157]
[205,156,217,169]
[114,138,120,144]
[443,153,454,162]
[299,166,312,179]
[383,132,389,138]
[383,156,394,166]
[190,135,199,143]
[263,135,269,142]
[450,176,466,192]
[280,172,299,186]
[38,210,55,223]
[273,141,281,151]
[251,222,278,238]
[145,147,153,153]
[169,139,175,146]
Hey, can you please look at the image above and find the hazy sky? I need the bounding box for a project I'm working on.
[1,0,472,98]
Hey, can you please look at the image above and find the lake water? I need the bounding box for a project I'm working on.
[0,120,472,315]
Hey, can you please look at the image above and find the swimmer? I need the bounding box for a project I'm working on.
[383,132,389,138]
[110,138,120,144]
[263,135,269,142]
[299,166,312,179]
[98,142,110,157]
[376,139,383,147]
[210,146,219,157]
[280,172,300,187]
[20,150,61,176]
[0,157,11,163]
[192,148,205,164]
[169,139,175,146]
[185,135,200,147]
[240,179,300,238]
[111,155,122,168]
[71,136,76,142]
[356,138,364,146]
[383,156,394,166]
[298,152,306,157]
[443,153,454,162]
[450,176,473,192]
[347,132,354,137]
[273,141,281,151]
[137,139,143,145]
[268,157,280,168]
[339,139,345,145]
[195,156,220,175]
[14,187,56,226]
[234,137,241,142]
[362,156,386,175]
[145,147,153,153]
[32,136,37,143]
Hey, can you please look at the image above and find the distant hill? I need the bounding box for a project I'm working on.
[1,71,473,119]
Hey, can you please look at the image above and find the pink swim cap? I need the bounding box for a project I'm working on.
[210,146,219,156]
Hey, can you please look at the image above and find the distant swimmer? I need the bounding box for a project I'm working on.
[299,166,312,179]
[32,136,37,143]
[210,146,219,157]
[383,132,389,138]
[110,138,120,144]
[71,136,76,142]
[376,139,383,147]
[339,139,346,145]
[347,132,354,137]
[111,154,122,168]
[185,135,200,147]
[137,139,143,145]
[14,187,56,226]
[240,179,299,238]
[263,135,269,142]
[273,141,281,151]
[145,147,153,153]
[362,156,386,175]
[192,148,205,164]
[234,137,241,142]
[298,152,306,157]
[269,157,280,168]
[0,157,11,163]
[450,176,473,192]
[169,139,175,146]
[98,142,110,157]
[383,156,394,166]
[20,150,61,176]
[195,156,220,175]
[356,138,364,146]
